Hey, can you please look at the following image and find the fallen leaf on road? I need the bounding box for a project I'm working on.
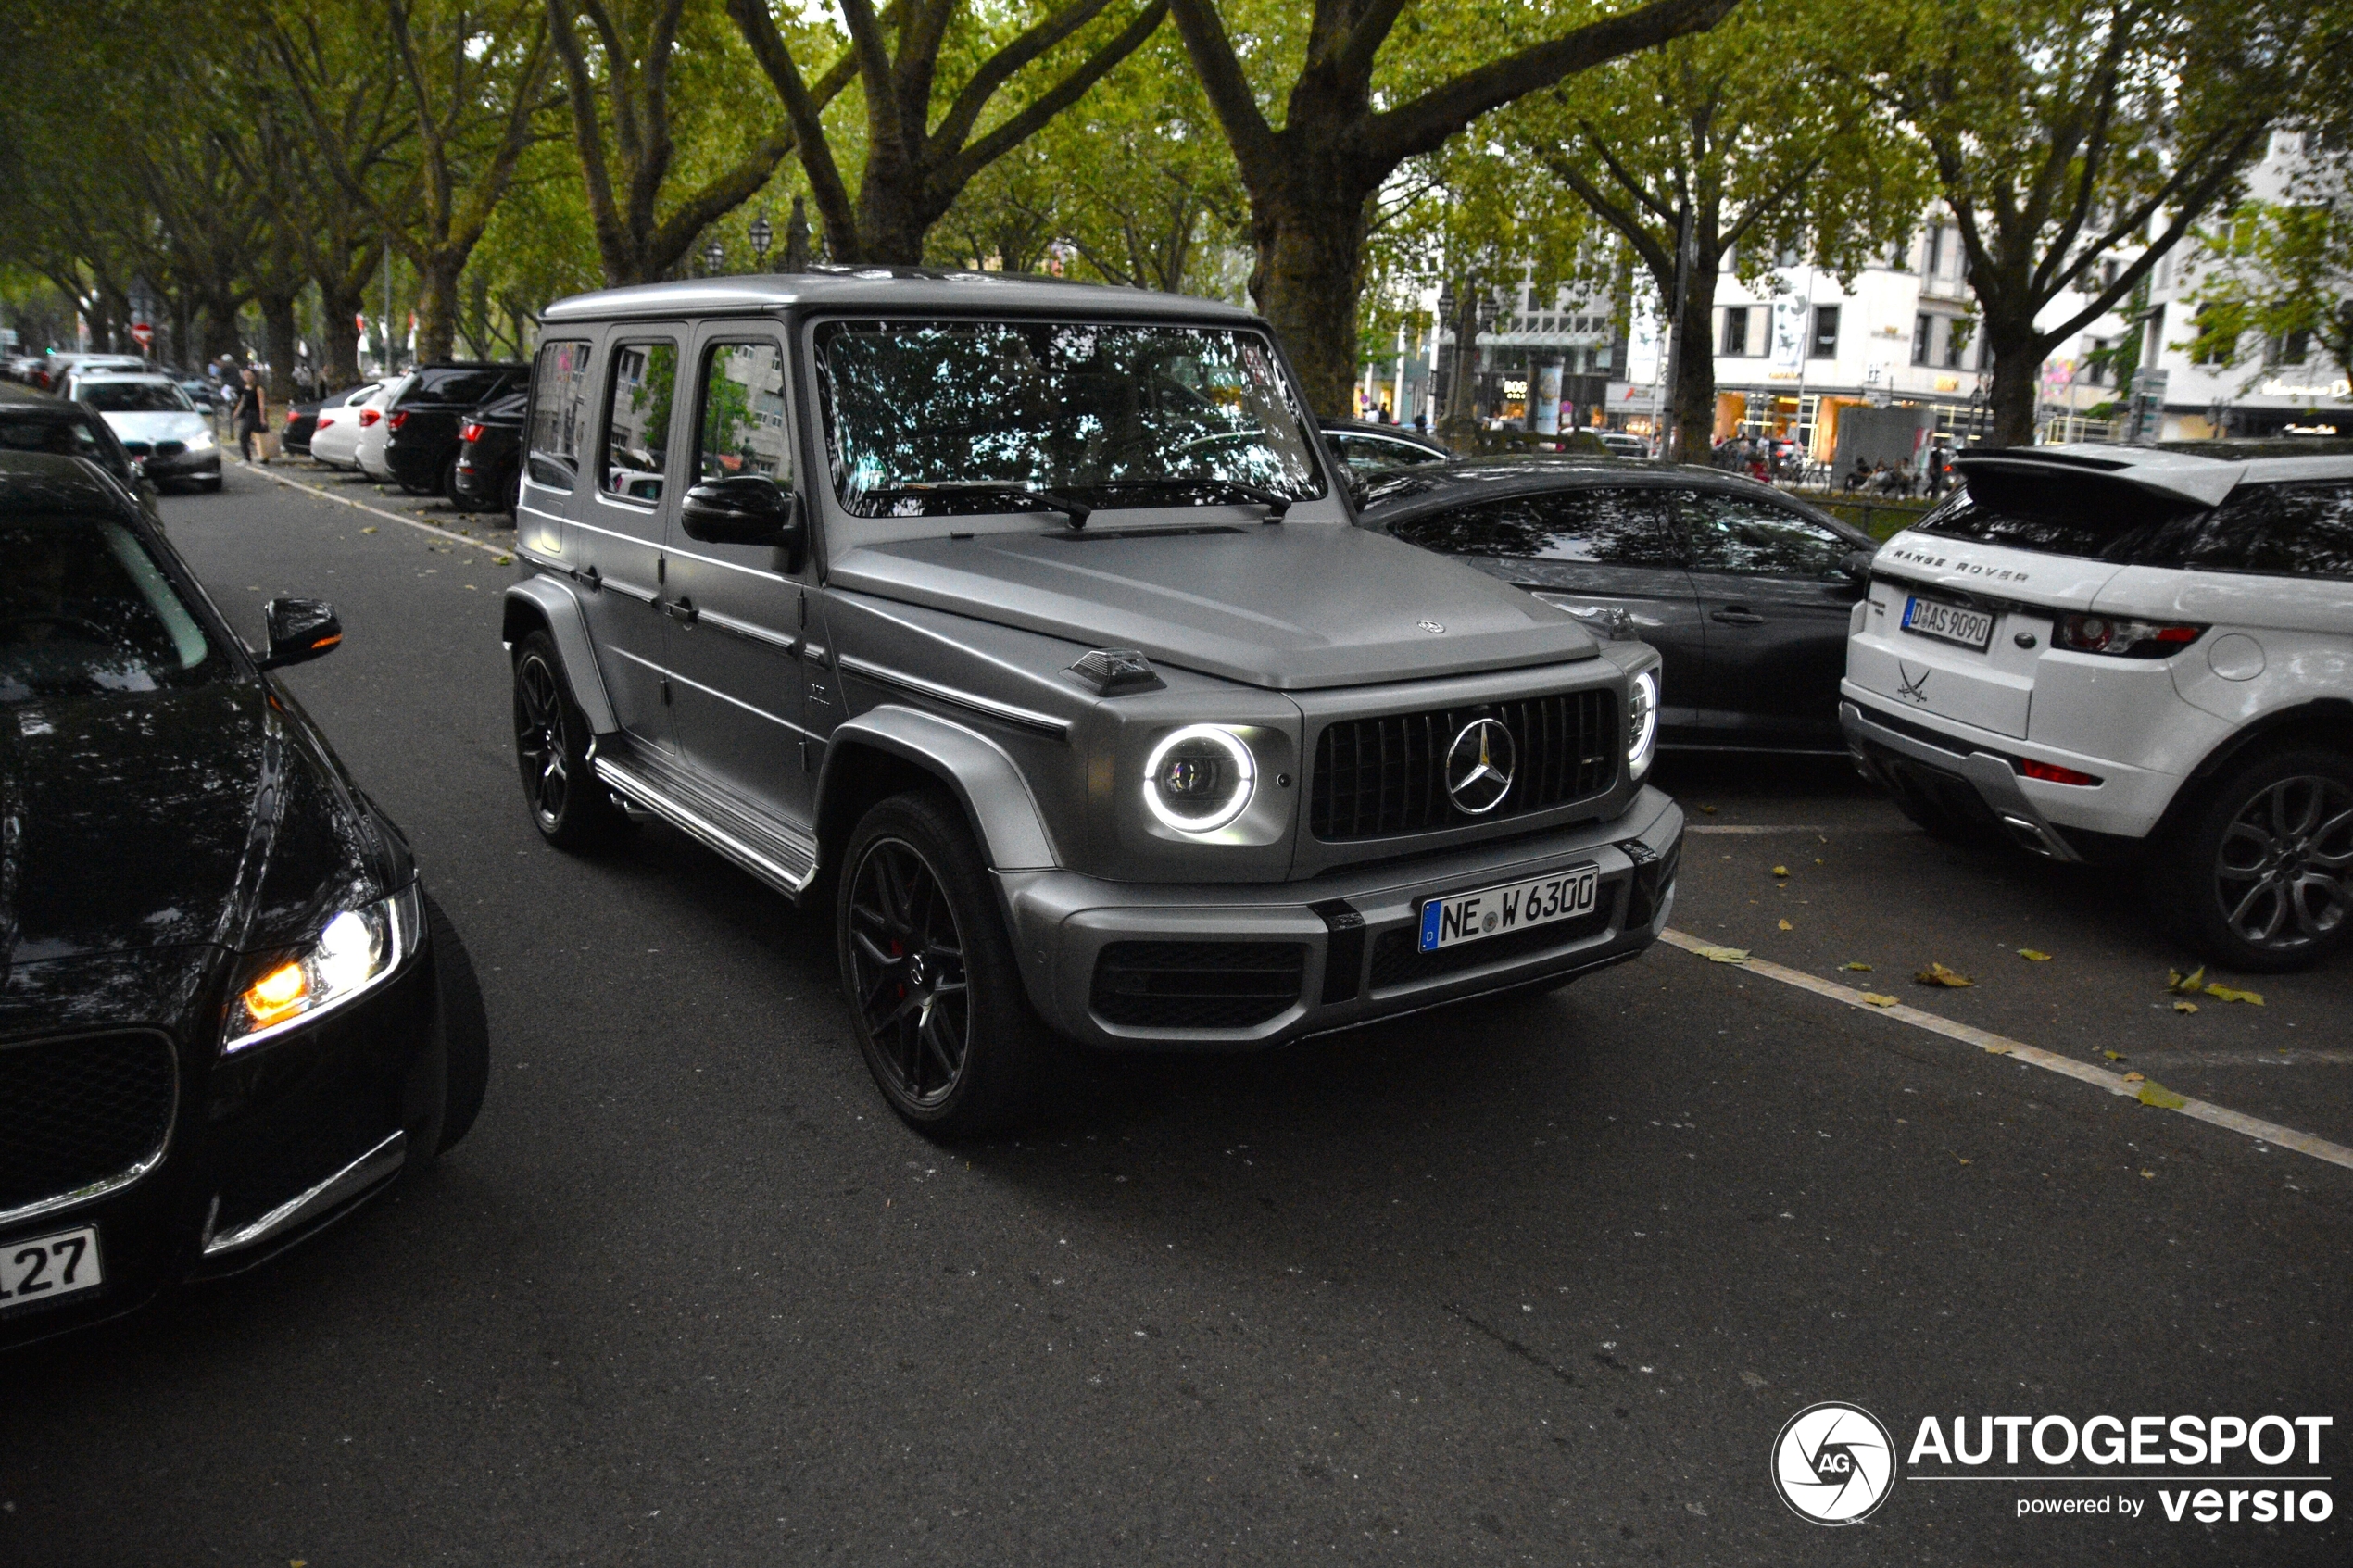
[1692,945,1749,963]
[359,525,377,533]
[2122,1071,2145,1082]
[493,553,513,565]
[1982,1043,2013,1055]
[2167,966,2207,995]
[2018,948,2052,961]
[1778,919,1793,931]
[2174,999,2199,1014]
[1859,993,1898,1008]
[2203,983,2264,1006]
[2103,1049,2127,1061]
[1840,961,1873,972]
[2141,1169,2156,1179]
[1771,865,1791,878]
[1915,962,1974,987]
[2137,1081,2189,1110]
[1698,805,1718,814]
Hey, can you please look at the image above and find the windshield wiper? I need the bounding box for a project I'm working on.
[1100,477,1292,521]
[887,482,1093,528]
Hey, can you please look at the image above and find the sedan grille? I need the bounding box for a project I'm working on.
[1090,941,1306,1029]
[0,1031,176,1214]
[1310,690,1618,841]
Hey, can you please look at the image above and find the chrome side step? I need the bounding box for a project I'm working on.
[203,1130,406,1257]
[592,746,819,896]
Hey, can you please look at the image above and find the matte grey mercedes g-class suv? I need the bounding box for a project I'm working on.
[502,270,1681,1135]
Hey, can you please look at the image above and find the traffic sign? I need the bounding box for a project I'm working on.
[130,321,154,348]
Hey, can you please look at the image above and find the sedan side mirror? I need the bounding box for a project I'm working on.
[258,598,342,670]
[1833,546,1878,582]
[680,474,806,566]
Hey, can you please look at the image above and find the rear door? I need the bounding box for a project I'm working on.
[577,330,686,751]
[1385,487,1708,737]
[1668,488,1868,747]
[660,327,815,823]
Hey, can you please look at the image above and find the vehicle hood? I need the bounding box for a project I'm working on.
[1,684,383,969]
[829,521,1598,690]
[101,410,211,445]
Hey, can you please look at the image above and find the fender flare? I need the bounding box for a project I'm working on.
[817,705,1060,872]
[501,575,618,734]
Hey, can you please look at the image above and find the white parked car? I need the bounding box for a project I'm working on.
[64,370,222,491]
[1843,439,2353,971]
[353,374,412,480]
[304,382,383,469]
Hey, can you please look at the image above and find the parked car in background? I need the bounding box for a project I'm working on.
[306,382,386,470]
[1843,438,2353,971]
[284,383,373,456]
[1320,418,1451,483]
[449,387,526,513]
[1594,431,1650,458]
[1360,458,1876,753]
[353,373,414,481]
[61,371,221,492]
[0,399,158,514]
[381,361,527,498]
[0,448,488,1350]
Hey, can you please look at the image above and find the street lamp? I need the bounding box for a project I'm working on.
[705,239,725,275]
[749,210,773,267]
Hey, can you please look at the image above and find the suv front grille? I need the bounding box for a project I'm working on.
[1091,941,1307,1029]
[0,1031,176,1214]
[1310,690,1618,841]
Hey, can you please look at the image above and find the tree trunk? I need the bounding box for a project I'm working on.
[200,299,243,364]
[260,292,300,405]
[1982,329,2045,448]
[854,156,931,266]
[170,295,194,370]
[1667,265,1721,464]
[317,275,365,388]
[414,252,463,364]
[1248,172,1374,418]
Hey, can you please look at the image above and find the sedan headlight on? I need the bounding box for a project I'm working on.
[1142,724,1256,834]
[187,428,216,451]
[224,885,422,1052]
[1627,669,1659,781]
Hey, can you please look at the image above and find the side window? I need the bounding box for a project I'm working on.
[527,339,593,491]
[694,341,791,485]
[1524,489,1678,564]
[1389,498,1550,558]
[602,339,678,503]
[2188,483,2353,580]
[1675,491,1850,574]
[425,368,504,407]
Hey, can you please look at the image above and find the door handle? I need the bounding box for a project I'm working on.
[662,596,698,626]
[1711,607,1765,625]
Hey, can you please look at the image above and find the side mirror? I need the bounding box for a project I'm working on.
[258,598,342,670]
[681,474,805,563]
[1834,546,1878,582]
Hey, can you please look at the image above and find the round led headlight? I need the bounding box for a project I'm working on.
[1628,669,1659,779]
[1142,724,1256,834]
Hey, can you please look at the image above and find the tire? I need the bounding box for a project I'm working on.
[500,462,521,516]
[836,791,1051,1138]
[2149,746,2353,972]
[423,888,489,1151]
[198,476,222,493]
[511,631,626,849]
[440,454,466,508]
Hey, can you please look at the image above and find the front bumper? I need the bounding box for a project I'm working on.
[141,448,221,484]
[0,929,439,1351]
[999,787,1683,1049]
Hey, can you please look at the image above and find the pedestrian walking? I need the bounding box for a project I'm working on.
[1927,441,1952,499]
[231,369,269,463]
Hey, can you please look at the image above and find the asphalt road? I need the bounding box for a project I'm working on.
[4,460,2348,1566]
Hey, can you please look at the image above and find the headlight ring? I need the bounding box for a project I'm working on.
[1142,724,1257,834]
[1627,669,1660,780]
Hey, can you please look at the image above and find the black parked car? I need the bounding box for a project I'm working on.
[449,387,526,513]
[0,401,159,518]
[0,450,486,1350]
[380,361,527,498]
[1360,458,1877,752]
[1321,417,1451,481]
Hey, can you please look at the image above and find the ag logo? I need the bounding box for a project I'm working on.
[1771,1402,1896,1524]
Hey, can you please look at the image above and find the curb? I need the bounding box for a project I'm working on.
[236,459,513,561]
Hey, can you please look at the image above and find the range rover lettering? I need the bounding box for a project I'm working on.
[502,270,1682,1135]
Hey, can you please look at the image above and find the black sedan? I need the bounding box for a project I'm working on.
[1360,458,1877,753]
[0,401,158,518]
[1321,418,1450,482]
[449,387,526,513]
[0,449,485,1350]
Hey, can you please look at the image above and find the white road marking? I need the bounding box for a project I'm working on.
[1658,927,2353,1172]
[1684,823,1910,835]
[236,459,512,560]
[2125,1051,2353,1068]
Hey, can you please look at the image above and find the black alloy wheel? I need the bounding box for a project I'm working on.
[835,792,1050,1136]
[510,631,624,849]
[2155,746,2353,972]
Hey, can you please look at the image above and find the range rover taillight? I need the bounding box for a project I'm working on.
[387,409,409,432]
[2055,614,2206,659]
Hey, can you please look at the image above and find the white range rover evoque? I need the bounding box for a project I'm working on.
[1841,439,2353,972]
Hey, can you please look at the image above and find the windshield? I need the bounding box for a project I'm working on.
[0,514,229,701]
[0,411,112,464]
[815,319,1326,518]
[81,380,195,413]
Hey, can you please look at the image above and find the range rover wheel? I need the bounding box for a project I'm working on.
[2153,746,2353,972]
[511,631,625,849]
[836,792,1047,1138]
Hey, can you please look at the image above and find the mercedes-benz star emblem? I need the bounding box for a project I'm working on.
[1444,718,1517,814]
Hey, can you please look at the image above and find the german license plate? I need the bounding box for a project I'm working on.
[1,1226,102,1307]
[1419,864,1599,952]
[1901,595,1995,650]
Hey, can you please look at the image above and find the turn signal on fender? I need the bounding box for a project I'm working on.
[239,960,310,1029]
